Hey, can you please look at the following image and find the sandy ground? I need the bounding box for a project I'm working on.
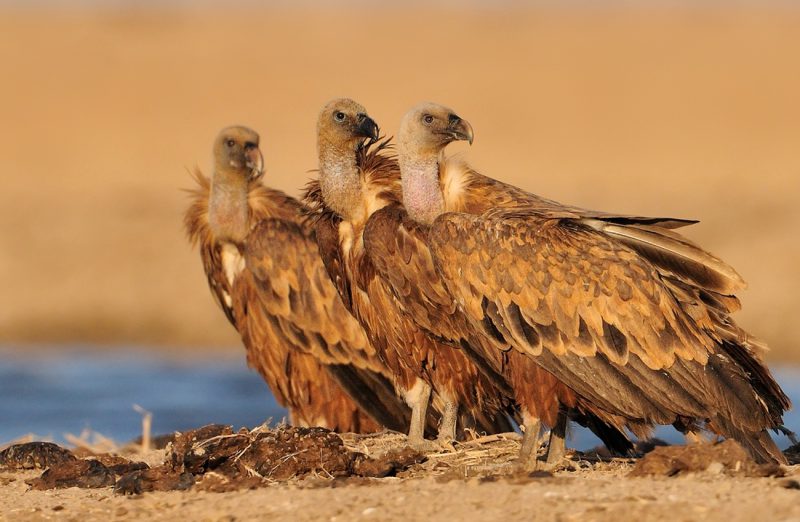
[3,471,800,522]
[2,430,800,522]
[0,5,798,360]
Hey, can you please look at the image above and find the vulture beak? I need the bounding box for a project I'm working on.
[355,114,380,141]
[448,115,474,145]
[245,146,265,180]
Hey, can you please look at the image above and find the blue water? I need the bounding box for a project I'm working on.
[0,349,284,445]
[0,348,798,450]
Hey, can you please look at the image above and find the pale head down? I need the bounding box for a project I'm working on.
[398,102,474,159]
[213,125,264,180]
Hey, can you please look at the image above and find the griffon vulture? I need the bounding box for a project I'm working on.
[369,102,790,464]
[365,108,639,467]
[185,125,409,433]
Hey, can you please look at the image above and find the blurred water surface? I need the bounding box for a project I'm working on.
[0,348,281,445]
[1,348,798,450]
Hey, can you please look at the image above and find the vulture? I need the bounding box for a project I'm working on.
[364,108,637,468]
[304,99,514,448]
[184,125,410,433]
[367,101,790,464]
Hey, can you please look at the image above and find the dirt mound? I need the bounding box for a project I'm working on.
[10,425,427,495]
[0,442,77,470]
[114,468,195,495]
[164,424,426,491]
[28,459,117,490]
[629,439,784,478]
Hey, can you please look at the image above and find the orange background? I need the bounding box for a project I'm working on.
[1,5,798,360]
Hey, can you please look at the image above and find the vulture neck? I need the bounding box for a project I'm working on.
[318,140,363,223]
[400,150,444,226]
[208,167,250,245]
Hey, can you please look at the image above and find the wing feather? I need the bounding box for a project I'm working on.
[363,205,461,342]
[245,218,379,369]
[586,220,746,294]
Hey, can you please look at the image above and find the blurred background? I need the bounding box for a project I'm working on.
[0,1,798,444]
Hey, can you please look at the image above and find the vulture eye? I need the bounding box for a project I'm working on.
[423,115,434,125]
[225,139,235,148]
[334,112,346,122]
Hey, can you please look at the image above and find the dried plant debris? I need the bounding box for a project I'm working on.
[6,425,418,495]
[167,424,426,487]
[167,424,237,474]
[351,447,426,478]
[10,426,794,496]
[225,426,359,480]
[629,440,784,478]
[0,442,77,470]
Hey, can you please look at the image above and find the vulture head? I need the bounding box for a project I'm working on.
[317,98,380,152]
[399,102,473,157]
[213,125,264,181]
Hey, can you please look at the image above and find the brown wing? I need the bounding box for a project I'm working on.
[432,213,716,367]
[230,268,374,432]
[281,352,380,433]
[311,212,354,313]
[245,218,378,370]
[244,217,412,432]
[446,160,698,229]
[184,170,237,325]
[363,205,460,341]
[453,164,745,295]
[185,170,408,433]
[364,204,516,398]
[429,211,788,463]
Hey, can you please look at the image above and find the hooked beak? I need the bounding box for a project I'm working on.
[355,114,380,141]
[245,146,264,180]
[448,116,474,145]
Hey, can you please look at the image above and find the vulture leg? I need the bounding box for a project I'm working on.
[405,379,434,450]
[518,412,543,471]
[436,396,459,447]
[544,410,568,468]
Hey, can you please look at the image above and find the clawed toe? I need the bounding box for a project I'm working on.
[434,437,457,452]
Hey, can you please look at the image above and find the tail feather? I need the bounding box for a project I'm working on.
[720,340,791,421]
[711,415,787,465]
